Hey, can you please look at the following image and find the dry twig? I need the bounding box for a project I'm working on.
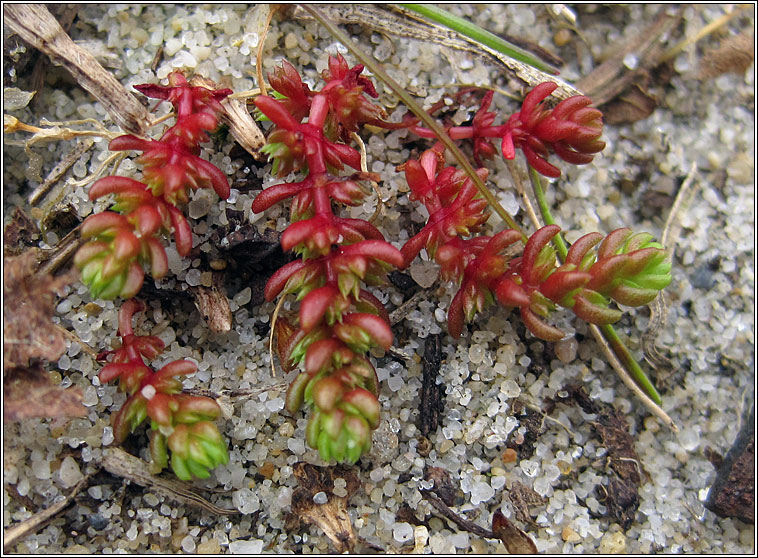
[4,4,150,135]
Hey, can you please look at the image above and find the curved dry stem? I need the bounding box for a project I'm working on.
[228,88,262,100]
[269,294,288,379]
[256,5,277,98]
[661,161,698,257]
[68,151,127,189]
[350,131,383,224]
[589,323,677,432]
[54,324,98,359]
[148,112,175,128]
[505,159,542,231]
[643,161,697,372]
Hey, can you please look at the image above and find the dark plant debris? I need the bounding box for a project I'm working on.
[3,206,41,255]
[3,248,77,370]
[3,362,85,421]
[508,480,547,525]
[576,6,682,110]
[420,489,494,539]
[424,466,464,507]
[705,406,754,524]
[550,383,643,529]
[417,334,445,437]
[506,399,549,461]
[289,462,360,553]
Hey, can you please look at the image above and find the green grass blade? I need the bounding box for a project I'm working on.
[400,4,560,75]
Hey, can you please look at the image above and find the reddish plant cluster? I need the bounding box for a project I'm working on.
[75,71,232,299]
[409,82,605,177]
[252,55,402,463]
[400,139,671,341]
[98,300,228,480]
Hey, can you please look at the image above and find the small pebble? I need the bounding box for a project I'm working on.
[284,32,298,50]
[393,522,414,543]
[229,539,264,554]
[598,531,627,554]
[562,526,582,543]
[555,337,578,363]
[181,535,196,553]
[83,302,102,316]
[553,28,572,46]
[88,514,108,531]
[197,539,221,554]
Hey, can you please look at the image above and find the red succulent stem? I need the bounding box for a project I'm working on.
[75,70,231,300]
[405,82,606,178]
[252,55,401,464]
[99,299,227,479]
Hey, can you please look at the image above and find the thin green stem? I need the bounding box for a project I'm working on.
[304,5,522,236]
[399,4,560,75]
[601,324,662,405]
[527,165,568,258]
[527,165,662,405]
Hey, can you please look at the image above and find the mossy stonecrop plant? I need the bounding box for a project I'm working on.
[252,55,402,464]
[76,72,232,480]
[400,85,671,340]
[74,71,232,299]
[98,299,228,480]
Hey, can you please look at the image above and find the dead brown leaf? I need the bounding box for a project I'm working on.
[491,510,537,554]
[290,462,360,553]
[3,363,84,421]
[3,207,40,255]
[3,249,76,371]
[603,83,659,125]
[190,273,232,333]
[699,32,754,79]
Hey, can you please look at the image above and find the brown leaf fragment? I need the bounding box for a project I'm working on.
[603,83,659,125]
[705,407,754,523]
[290,462,360,553]
[220,96,266,159]
[558,384,643,528]
[396,502,428,528]
[3,249,76,371]
[508,480,547,525]
[3,207,41,255]
[190,273,232,333]
[3,363,84,421]
[424,466,463,507]
[698,32,754,79]
[491,510,537,554]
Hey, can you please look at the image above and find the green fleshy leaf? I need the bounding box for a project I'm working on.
[171,453,192,481]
